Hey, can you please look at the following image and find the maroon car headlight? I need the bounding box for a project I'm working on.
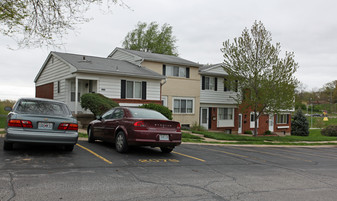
[133,121,148,130]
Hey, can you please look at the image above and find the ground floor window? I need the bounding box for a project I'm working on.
[173,98,194,114]
[276,114,289,124]
[218,108,233,120]
[126,81,142,99]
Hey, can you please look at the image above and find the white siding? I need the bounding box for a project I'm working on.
[109,51,142,66]
[36,56,71,103]
[200,77,238,104]
[207,66,228,75]
[75,73,161,100]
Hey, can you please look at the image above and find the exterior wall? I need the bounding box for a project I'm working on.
[142,61,200,127]
[66,73,162,113]
[200,76,237,104]
[240,111,291,135]
[207,107,239,134]
[36,83,54,99]
[35,55,71,103]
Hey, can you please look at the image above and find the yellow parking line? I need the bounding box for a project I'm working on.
[172,151,206,162]
[76,144,112,164]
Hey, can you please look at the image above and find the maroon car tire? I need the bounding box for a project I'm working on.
[160,147,174,153]
[115,131,128,153]
[88,127,95,143]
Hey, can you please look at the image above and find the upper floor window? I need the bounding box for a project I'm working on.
[224,79,238,92]
[202,76,217,91]
[163,65,190,78]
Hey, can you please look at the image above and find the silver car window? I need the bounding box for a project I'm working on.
[16,100,71,116]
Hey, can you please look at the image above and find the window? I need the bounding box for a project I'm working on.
[205,77,215,90]
[276,114,288,124]
[111,109,124,119]
[218,108,233,120]
[173,98,194,114]
[70,81,80,102]
[126,81,142,99]
[165,65,189,78]
[224,79,238,92]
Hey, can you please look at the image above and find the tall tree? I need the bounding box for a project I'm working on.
[122,21,178,56]
[221,21,299,136]
[0,0,125,48]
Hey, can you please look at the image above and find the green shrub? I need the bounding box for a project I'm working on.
[291,109,309,136]
[264,130,272,135]
[190,121,206,131]
[321,126,337,136]
[139,103,172,120]
[80,93,119,116]
[244,130,253,134]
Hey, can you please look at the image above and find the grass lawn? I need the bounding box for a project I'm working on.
[190,129,337,145]
[0,116,6,128]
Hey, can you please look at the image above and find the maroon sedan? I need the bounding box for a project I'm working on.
[87,107,182,153]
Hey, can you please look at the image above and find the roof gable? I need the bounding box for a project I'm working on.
[199,63,228,76]
[109,47,202,67]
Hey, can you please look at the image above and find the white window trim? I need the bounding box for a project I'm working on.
[166,65,187,78]
[276,114,289,124]
[172,97,195,114]
[126,80,142,99]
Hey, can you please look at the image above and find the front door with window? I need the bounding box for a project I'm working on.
[200,108,209,129]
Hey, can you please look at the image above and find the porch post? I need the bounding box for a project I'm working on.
[75,77,78,115]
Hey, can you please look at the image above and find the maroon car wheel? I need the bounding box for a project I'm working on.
[115,131,128,153]
[160,147,174,153]
[88,127,95,143]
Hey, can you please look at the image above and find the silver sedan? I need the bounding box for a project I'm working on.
[3,98,78,151]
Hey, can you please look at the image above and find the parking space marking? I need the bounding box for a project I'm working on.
[76,144,113,164]
[172,151,206,162]
[232,147,313,163]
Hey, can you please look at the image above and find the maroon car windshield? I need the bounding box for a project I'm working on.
[128,108,168,120]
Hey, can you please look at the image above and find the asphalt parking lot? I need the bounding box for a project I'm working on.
[1,138,337,201]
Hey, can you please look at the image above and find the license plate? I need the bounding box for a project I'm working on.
[159,134,169,141]
[38,122,53,130]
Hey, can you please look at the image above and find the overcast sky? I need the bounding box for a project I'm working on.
[1,0,336,100]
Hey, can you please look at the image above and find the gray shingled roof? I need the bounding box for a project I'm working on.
[112,47,202,67]
[52,52,165,80]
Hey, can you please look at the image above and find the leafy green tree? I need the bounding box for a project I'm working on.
[291,109,309,136]
[0,0,123,48]
[122,21,178,56]
[221,21,299,136]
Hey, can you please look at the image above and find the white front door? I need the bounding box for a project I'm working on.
[238,114,242,134]
[200,108,209,129]
[269,114,274,132]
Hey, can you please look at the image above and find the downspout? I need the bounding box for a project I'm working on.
[75,77,78,115]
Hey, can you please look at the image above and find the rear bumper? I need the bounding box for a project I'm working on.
[128,130,182,147]
[4,128,78,145]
